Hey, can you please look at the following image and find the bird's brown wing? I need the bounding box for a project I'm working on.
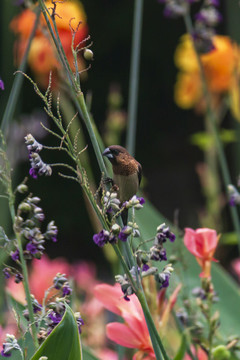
[137,163,142,186]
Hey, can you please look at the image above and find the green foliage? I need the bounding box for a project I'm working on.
[30,304,82,360]
[190,129,236,151]
[136,200,240,337]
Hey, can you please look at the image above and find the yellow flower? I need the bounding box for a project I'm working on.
[174,34,240,117]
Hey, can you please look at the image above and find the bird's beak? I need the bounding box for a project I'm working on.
[102,147,114,159]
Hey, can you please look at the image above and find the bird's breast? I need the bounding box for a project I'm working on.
[113,173,139,202]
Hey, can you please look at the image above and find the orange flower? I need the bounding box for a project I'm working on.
[10,0,88,87]
[174,34,240,115]
[184,228,219,278]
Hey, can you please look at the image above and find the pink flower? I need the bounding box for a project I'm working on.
[232,258,240,280]
[94,284,155,360]
[184,228,219,278]
[7,255,70,303]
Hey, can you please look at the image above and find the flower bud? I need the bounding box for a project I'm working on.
[211,345,231,360]
[84,49,94,61]
[17,184,28,193]
[18,202,31,212]
[111,223,121,234]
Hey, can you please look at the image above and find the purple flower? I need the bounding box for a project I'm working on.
[137,197,145,205]
[93,230,110,247]
[159,248,167,261]
[62,284,72,296]
[26,242,38,255]
[33,301,42,313]
[167,231,176,242]
[142,264,150,272]
[160,274,170,289]
[48,311,62,325]
[229,195,236,207]
[15,273,23,283]
[118,227,130,242]
[1,346,11,357]
[3,268,11,279]
[0,79,4,91]
[29,167,38,179]
[76,316,84,334]
[11,249,19,262]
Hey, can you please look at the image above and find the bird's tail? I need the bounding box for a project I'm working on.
[121,208,128,226]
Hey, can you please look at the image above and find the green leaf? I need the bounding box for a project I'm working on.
[173,334,187,360]
[136,200,240,337]
[7,294,28,330]
[82,345,100,360]
[30,304,82,360]
[0,226,9,243]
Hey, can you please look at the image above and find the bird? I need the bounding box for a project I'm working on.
[102,145,142,225]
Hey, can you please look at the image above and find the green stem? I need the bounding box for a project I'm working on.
[126,0,144,156]
[16,232,39,349]
[137,290,169,360]
[1,7,41,134]
[183,13,240,253]
[76,92,107,174]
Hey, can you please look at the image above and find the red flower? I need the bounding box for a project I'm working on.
[184,228,219,278]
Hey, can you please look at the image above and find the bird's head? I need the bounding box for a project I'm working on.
[102,145,130,165]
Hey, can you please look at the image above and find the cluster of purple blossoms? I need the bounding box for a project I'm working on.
[25,134,52,179]
[47,310,63,334]
[115,267,138,301]
[2,266,23,284]
[9,195,58,265]
[93,229,117,247]
[93,196,145,247]
[53,273,72,297]
[154,264,174,290]
[149,223,175,263]
[158,0,199,19]
[159,0,222,54]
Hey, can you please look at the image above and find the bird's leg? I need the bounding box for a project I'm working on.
[103,177,114,186]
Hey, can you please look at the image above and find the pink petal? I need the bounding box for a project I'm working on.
[184,228,200,257]
[94,284,123,316]
[107,323,142,348]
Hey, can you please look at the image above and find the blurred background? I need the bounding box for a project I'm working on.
[0,0,240,272]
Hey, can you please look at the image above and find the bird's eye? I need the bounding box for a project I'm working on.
[111,149,119,155]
